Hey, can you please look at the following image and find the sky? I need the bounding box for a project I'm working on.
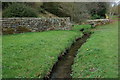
[111,0,120,7]
[115,0,120,3]
[115,0,120,4]
[0,0,120,2]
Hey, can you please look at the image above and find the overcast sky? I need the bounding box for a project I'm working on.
[115,0,120,3]
[111,0,120,7]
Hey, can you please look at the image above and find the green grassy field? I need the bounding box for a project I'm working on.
[2,22,118,78]
[72,21,118,78]
[2,30,82,78]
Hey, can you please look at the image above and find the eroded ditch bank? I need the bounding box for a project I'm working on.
[44,33,91,79]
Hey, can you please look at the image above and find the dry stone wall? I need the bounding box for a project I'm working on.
[87,19,110,27]
[2,17,72,34]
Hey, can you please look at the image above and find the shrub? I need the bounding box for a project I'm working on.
[42,2,70,17]
[91,14,101,19]
[2,28,15,34]
[3,3,38,17]
[16,26,31,33]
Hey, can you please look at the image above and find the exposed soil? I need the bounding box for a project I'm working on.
[44,33,91,79]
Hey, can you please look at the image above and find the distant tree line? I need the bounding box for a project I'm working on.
[2,2,111,23]
[42,2,110,23]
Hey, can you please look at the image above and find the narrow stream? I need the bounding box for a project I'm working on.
[45,33,91,79]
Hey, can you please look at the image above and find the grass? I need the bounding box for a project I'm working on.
[72,24,92,34]
[72,21,118,78]
[72,24,91,31]
[2,30,82,78]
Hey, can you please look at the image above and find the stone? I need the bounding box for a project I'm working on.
[2,17,72,34]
